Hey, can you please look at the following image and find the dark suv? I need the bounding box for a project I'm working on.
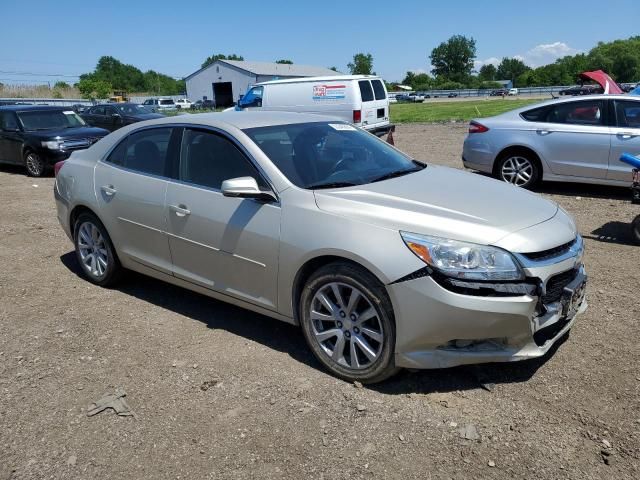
[0,106,109,176]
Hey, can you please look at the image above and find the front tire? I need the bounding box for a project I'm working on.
[73,213,122,287]
[495,152,540,189]
[24,151,46,177]
[299,262,399,384]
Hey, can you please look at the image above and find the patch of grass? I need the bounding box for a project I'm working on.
[390,98,543,123]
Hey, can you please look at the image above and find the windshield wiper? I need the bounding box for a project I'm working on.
[369,166,423,183]
[306,181,359,190]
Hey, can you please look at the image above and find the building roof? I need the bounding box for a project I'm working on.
[185,60,340,81]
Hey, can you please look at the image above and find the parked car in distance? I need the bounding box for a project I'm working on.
[236,75,393,137]
[408,92,425,102]
[508,88,519,96]
[81,103,164,132]
[448,92,459,98]
[190,99,216,110]
[558,85,603,96]
[54,111,587,383]
[174,98,192,109]
[71,104,91,114]
[490,89,508,96]
[142,98,177,112]
[395,94,411,102]
[463,95,640,188]
[0,105,108,176]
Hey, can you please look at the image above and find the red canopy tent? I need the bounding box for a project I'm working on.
[579,70,623,94]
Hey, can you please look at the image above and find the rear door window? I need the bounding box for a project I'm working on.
[614,100,640,129]
[546,100,605,126]
[106,127,173,176]
[358,80,374,102]
[371,80,387,100]
[91,106,106,116]
[521,106,551,122]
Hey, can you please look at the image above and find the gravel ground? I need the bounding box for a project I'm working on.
[1,124,639,480]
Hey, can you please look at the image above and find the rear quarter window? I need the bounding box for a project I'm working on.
[521,106,550,122]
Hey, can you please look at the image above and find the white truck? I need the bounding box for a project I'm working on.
[236,75,393,136]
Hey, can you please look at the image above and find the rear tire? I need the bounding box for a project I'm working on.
[495,151,540,189]
[299,262,399,384]
[73,213,122,287]
[632,215,640,245]
[24,151,46,177]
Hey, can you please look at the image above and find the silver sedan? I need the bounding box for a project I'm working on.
[54,112,587,383]
[463,94,640,188]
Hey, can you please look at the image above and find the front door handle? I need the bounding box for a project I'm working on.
[169,204,191,217]
[101,185,117,196]
[617,132,637,140]
[536,129,553,136]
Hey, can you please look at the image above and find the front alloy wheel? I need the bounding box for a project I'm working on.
[300,262,398,383]
[25,152,45,177]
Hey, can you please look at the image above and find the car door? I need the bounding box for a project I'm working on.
[165,127,281,310]
[534,99,610,179]
[608,99,640,182]
[94,126,179,274]
[0,111,23,164]
[87,106,106,129]
[103,105,122,131]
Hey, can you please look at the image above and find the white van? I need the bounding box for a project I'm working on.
[236,75,393,136]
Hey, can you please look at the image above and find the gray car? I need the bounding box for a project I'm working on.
[463,94,640,188]
[54,112,588,383]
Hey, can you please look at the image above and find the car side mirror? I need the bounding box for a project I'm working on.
[221,177,276,202]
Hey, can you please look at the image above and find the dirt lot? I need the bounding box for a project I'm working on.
[1,124,639,480]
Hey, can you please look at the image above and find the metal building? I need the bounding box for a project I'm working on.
[185,60,340,107]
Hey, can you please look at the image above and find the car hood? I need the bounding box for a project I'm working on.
[313,166,564,250]
[27,126,109,140]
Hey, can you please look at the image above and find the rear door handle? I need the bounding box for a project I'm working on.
[169,204,191,217]
[101,185,117,196]
[536,129,553,136]
[617,132,637,139]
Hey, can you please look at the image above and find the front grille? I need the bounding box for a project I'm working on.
[542,269,578,304]
[523,238,576,262]
[533,316,570,346]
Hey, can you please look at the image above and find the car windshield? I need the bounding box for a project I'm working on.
[117,104,151,115]
[17,110,86,130]
[244,122,424,189]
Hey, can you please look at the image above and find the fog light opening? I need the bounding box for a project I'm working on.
[439,338,508,352]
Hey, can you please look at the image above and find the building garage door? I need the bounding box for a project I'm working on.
[213,82,233,108]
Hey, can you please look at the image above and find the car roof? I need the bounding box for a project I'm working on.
[0,105,69,112]
[257,75,380,86]
[496,94,640,118]
[127,111,345,130]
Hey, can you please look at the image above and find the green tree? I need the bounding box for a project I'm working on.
[201,53,244,69]
[496,58,530,86]
[275,59,293,64]
[77,78,112,99]
[329,66,338,72]
[478,64,497,81]
[347,53,374,75]
[430,35,476,83]
[54,81,70,89]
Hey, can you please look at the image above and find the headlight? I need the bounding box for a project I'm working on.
[41,140,63,150]
[400,232,524,281]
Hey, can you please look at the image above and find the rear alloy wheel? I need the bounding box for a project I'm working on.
[300,262,398,384]
[74,213,122,287]
[497,154,540,188]
[25,151,46,177]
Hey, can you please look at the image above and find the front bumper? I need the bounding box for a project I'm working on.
[389,264,587,369]
[36,147,74,166]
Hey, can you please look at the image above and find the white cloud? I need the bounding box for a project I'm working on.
[474,57,500,71]
[520,42,581,67]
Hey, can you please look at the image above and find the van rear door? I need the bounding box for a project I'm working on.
[357,79,389,132]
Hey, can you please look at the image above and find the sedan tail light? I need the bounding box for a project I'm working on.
[54,160,66,177]
[468,121,489,134]
[353,110,362,123]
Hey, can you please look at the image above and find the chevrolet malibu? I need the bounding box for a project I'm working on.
[54,112,587,383]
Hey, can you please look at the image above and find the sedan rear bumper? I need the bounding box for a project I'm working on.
[389,268,587,369]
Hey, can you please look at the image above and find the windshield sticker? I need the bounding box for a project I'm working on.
[313,84,346,100]
[63,111,75,115]
[329,124,357,131]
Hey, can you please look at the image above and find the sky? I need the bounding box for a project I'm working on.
[1,0,638,86]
